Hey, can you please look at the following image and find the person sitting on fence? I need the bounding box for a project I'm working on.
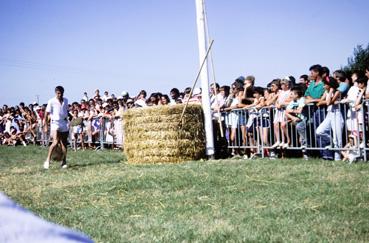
[272,78,291,148]
[316,77,343,161]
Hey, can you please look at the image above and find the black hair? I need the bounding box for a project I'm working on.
[253,86,264,96]
[184,87,192,94]
[162,94,170,104]
[322,66,330,77]
[232,81,243,90]
[356,77,368,86]
[271,79,281,89]
[139,90,147,98]
[155,92,163,99]
[300,74,309,81]
[324,76,339,89]
[309,64,323,76]
[220,85,230,97]
[170,88,180,95]
[352,70,365,79]
[211,83,220,89]
[291,87,304,98]
[333,70,346,82]
[55,86,64,93]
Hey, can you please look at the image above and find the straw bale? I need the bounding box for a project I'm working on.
[123,104,206,163]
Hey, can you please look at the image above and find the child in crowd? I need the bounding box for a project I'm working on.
[272,78,291,148]
[341,134,360,164]
[71,109,85,151]
[284,87,308,159]
[342,77,367,135]
[239,87,266,158]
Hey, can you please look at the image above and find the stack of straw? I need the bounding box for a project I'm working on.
[123,104,206,163]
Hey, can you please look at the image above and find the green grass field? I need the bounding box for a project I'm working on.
[1,146,369,242]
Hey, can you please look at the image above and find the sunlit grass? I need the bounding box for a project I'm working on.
[1,146,369,242]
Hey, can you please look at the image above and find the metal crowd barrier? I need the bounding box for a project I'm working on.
[221,100,369,161]
[32,116,124,150]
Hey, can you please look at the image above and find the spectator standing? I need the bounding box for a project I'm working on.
[316,77,343,161]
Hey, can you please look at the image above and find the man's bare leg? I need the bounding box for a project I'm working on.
[44,130,59,169]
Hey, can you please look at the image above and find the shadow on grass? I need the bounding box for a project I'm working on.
[67,158,123,169]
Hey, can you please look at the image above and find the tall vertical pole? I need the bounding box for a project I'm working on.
[195,0,214,158]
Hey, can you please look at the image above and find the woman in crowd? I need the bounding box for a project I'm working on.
[316,77,344,161]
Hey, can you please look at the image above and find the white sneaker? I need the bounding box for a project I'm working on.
[271,142,280,148]
[303,154,309,160]
[43,161,50,169]
[282,143,289,149]
[61,162,68,169]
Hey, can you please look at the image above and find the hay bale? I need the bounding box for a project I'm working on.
[123,104,206,164]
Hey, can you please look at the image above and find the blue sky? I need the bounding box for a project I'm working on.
[1,0,368,105]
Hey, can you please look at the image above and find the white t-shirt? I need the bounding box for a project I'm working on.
[46,97,69,132]
[277,89,291,106]
[210,93,225,110]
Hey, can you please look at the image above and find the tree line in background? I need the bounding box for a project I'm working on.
[344,43,369,74]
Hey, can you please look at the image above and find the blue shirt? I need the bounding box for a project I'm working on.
[338,82,349,97]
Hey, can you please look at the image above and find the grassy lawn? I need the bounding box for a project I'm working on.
[1,146,369,242]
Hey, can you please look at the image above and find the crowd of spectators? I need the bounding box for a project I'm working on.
[1,64,369,162]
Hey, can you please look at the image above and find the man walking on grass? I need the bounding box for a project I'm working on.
[43,86,69,169]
